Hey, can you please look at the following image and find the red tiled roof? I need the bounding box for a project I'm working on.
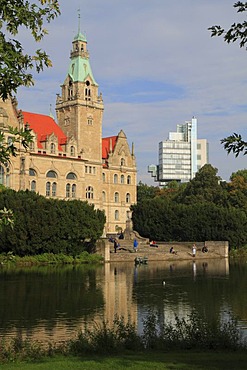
[22,111,67,150]
[102,136,117,159]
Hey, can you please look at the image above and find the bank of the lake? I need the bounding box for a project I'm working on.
[0,251,103,266]
[2,351,247,370]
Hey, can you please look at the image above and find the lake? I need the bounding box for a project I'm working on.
[0,258,246,344]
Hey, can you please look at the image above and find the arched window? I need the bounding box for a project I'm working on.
[50,143,55,154]
[66,183,70,198]
[72,184,76,198]
[52,182,57,196]
[46,182,51,196]
[126,193,131,203]
[102,191,106,202]
[0,164,9,186]
[121,158,125,166]
[29,168,36,176]
[85,80,91,100]
[0,165,4,185]
[66,172,77,180]
[102,172,106,182]
[86,186,94,199]
[46,170,57,178]
[121,175,124,184]
[114,192,119,203]
[114,174,118,184]
[30,180,36,192]
[68,80,73,100]
[70,146,75,156]
[114,210,119,220]
[127,175,131,185]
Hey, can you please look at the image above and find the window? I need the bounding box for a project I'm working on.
[30,180,36,192]
[126,193,131,203]
[66,183,70,198]
[0,165,4,185]
[86,186,94,199]
[85,80,91,101]
[102,191,106,202]
[87,118,93,125]
[197,154,201,160]
[197,143,201,150]
[46,170,57,178]
[46,182,51,196]
[127,175,131,185]
[66,172,77,180]
[52,182,57,196]
[114,210,119,220]
[68,80,73,100]
[121,175,124,184]
[50,143,55,154]
[114,192,119,203]
[121,158,125,166]
[114,174,118,184]
[72,184,76,198]
[70,146,75,156]
[29,168,36,176]
[102,172,106,182]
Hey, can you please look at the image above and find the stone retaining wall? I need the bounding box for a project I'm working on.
[96,239,229,263]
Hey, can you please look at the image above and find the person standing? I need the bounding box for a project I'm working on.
[114,239,118,253]
[133,239,138,252]
[192,244,196,257]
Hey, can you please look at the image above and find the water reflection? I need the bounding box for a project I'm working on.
[0,258,246,343]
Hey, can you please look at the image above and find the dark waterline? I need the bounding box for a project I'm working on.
[0,258,246,343]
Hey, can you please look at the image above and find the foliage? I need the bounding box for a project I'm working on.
[0,125,33,163]
[208,2,247,49]
[0,0,60,100]
[0,189,106,256]
[221,133,247,157]
[209,2,247,157]
[0,312,244,363]
[133,165,247,247]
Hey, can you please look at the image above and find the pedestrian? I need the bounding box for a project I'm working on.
[192,244,196,257]
[114,239,118,253]
[133,238,138,252]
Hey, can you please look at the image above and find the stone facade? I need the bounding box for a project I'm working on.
[0,31,137,234]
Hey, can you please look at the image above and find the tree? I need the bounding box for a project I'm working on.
[0,125,33,163]
[209,2,247,156]
[0,0,60,101]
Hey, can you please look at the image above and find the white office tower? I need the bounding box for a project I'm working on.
[148,117,208,184]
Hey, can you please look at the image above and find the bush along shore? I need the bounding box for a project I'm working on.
[0,251,103,266]
[0,311,246,364]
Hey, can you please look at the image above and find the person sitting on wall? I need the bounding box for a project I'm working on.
[169,246,177,255]
[202,246,208,253]
[149,240,158,248]
[119,231,124,240]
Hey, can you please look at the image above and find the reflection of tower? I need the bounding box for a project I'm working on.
[103,263,137,325]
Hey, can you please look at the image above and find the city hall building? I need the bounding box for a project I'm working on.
[0,30,137,235]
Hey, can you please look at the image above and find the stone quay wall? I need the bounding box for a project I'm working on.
[96,239,229,263]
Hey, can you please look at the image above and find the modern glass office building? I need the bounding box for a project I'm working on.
[148,117,208,184]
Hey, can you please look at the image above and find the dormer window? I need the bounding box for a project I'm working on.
[70,146,75,156]
[50,143,55,154]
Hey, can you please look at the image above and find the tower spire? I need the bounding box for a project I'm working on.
[77,8,81,34]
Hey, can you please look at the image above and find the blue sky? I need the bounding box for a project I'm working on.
[16,0,247,184]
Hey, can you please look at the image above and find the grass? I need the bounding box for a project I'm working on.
[0,251,103,266]
[1,351,247,370]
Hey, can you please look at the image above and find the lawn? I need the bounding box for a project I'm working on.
[1,351,247,370]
